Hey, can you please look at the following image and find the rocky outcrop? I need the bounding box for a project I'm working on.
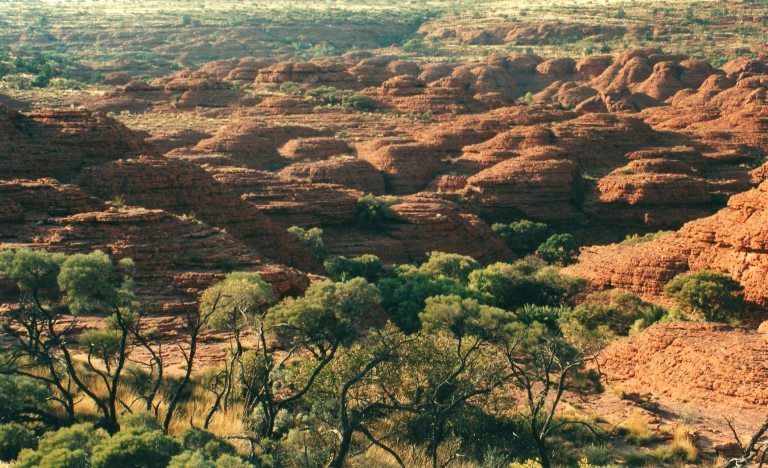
[323,194,510,264]
[600,322,768,408]
[278,137,352,161]
[190,121,330,169]
[357,139,445,194]
[206,166,361,227]
[75,157,319,270]
[278,157,386,194]
[28,207,309,311]
[0,106,152,182]
[569,181,768,306]
[463,150,580,223]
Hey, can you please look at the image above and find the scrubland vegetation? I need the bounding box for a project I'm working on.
[0,231,750,466]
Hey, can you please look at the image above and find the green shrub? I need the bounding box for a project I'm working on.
[287,226,325,261]
[664,271,745,322]
[514,304,568,333]
[324,254,383,282]
[536,234,579,266]
[169,450,215,468]
[378,265,468,333]
[91,430,181,468]
[180,428,236,461]
[215,454,255,467]
[417,251,480,283]
[15,424,106,468]
[305,85,375,111]
[0,374,51,424]
[567,291,665,336]
[0,423,34,461]
[467,260,583,311]
[491,220,550,257]
[356,194,397,229]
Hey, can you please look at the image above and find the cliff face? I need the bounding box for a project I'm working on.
[600,322,768,408]
[0,106,152,181]
[568,181,768,306]
[75,156,320,271]
[31,207,308,312]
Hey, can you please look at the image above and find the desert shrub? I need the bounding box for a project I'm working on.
[514,304,568,333]
[620,231,670,246]
[324,254,383,282]
[417,251,480,283]
[15,423,106,468]
[378,265,469,333]
[169,450,215,468]
[180,428,236,461]
[305,85,375,111]
[287,226,325,261]
[664,271,745,322]
[491,220,550,257]
[567,291,666,336]
[536,234,579,266]
[0,374,52,424]
[279,81,301,95]
[582,444,615,466]
[620,411,655,446]
[214,454,254,468]
[91,429,181,468]
[120,412,162,433]
[356,194,397,229]
[467,259,583,311]
[0,423,34,461]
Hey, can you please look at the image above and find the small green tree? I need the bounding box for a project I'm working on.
[536,234,580,266]
[467,260,583,311]
[378,265,469,333]
[492,220,550,257]
[356,194,396,229]
[0,423,34,461]
[287,226,325,261]
[324,254,383,282]
[417,251,480,283]
[665,271,745,322]
[201,272,276,413]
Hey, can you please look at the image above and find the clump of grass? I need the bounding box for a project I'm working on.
[620,411,655,446]
[652,426,698,463]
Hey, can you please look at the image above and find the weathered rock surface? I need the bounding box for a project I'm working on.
[600,322,768,408]
[26,207,308,311]
[323,194,510,264]
[569,181,768,306]
[0,106,152,181]
[278,157,386,194]
[75,156,319,270]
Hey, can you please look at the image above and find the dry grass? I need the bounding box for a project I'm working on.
[621,410,655,446]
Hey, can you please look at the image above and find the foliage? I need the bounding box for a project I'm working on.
[324,254,384,282]
[417,251,480,283]
[378,264,469,332]
[665,271,745,322]
[356,194,397,229]
[287,226,326,261]
[201,272,276,333]
[15,423,107,468]
[536,234,580,266]
[565,291,666,337]
[305,85,375,111]
[91,429,181,468]
[180,428,236,461]
[0,423,34,461]
[0,374,52,425]
[267,278,381,347]
[492,220,550,257]
[468,259,583,311]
